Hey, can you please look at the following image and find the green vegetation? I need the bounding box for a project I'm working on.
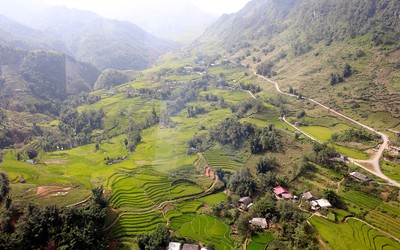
[198,192,227,206]
[203,150,243,173]
[381,161,400,183]
[366,210,400,240]
[247,232,274,250]
[1,1,400,248]
[309,216,400,250]
[0,187,109,249]
[175,214,235,250]
[0,172,10,203]
[341,190,381,212]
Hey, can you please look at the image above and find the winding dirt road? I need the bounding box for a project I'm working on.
[246,68,400,187]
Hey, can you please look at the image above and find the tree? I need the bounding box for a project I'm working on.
[256,156,278,174]
[228,169,256,196]
[92,186,108,208]
[343,64,352,78]
[292,223,318,249]
[25,146,38,160]
[330,73,343,85]
[207,243,216,250]
[235,213,252,236]
[138,224,169,250]
[324,189,341,208]
[296,110,306,119]
[252,198,277,228]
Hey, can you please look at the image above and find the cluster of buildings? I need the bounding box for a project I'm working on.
[302,192,332,210]
[238,196,253,210]
[243,185,337,231]
[168,242,207,250]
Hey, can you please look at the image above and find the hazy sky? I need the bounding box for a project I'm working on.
[42,0,251,16]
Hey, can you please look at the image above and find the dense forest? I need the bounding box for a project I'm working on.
[0,185,108,250]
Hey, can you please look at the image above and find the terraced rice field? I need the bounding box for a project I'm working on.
[309,216,400,250]
[247,232,274,250]
[113,212,166,237]
[176,201,203,213]
[170,213,197,231]
[366,210,400,239]
[109,168,204,212]
[203,149,243,172]
[341,190,381,211]
[108,167,206,239]
[198,192,227,206]
[175,214,235,250]
[381,161,400,183]
[378,202,400,217]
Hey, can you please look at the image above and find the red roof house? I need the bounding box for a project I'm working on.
[274,186,289,195]
[273,186,293,199]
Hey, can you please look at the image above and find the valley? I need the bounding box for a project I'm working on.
[0,0,400,249]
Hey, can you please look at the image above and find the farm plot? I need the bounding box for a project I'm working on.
[341,190,381,212]
[109,169,204,212]
[176,201,203,213]
[169,213,197,231]
[366,210,400,239]
[381,161,400,183]
[112,212,166,237]
[309,216,400,250]
[299,125,369,159]
[176,214,235,250]
[198,192,227,206]
[247,232,274,250]
[203,150,243,172]
[378,202,400,217]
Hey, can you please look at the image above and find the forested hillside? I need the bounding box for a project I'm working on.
[196,0,400,124]
[0,45,100,101]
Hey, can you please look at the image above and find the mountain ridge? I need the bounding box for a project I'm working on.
[195,0,400,121]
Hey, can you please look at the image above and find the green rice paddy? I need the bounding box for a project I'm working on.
[247,232,274,250]
[174,214,235,250]
[309,216,400,250]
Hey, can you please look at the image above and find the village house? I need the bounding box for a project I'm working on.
[273,186,293,199]
[302,191,315,201]
[238,196,253,209]
[350,172,371,182]
[310,199,332,210]
[168,242,182,250]
[249,218,268,229]
[182,244,200,250]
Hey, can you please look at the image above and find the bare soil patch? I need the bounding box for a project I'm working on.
[42,159,68,165]
[36,186,72,197]
[135,160,148,165]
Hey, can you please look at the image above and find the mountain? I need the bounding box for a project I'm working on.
[26,6,178,70]
[196,0,400,121]
[0,45,101,103]
[0,15,68,52]
[119,0,217,43]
